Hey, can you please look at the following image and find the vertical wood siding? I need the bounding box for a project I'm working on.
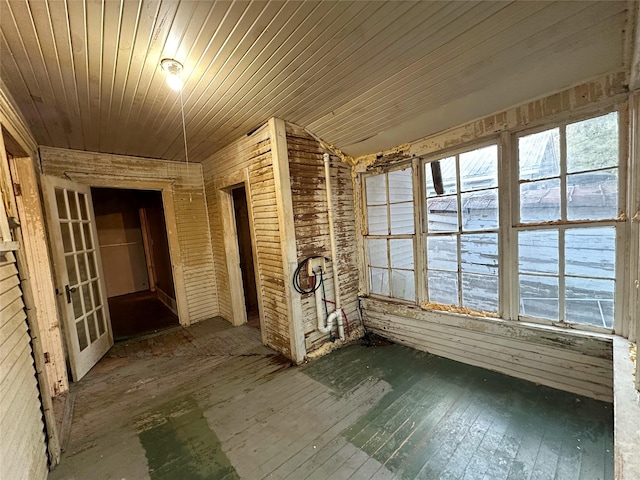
[285,123,361,352]
[202,124,292,357]
[39,147,217,324]
[0,250,48,480]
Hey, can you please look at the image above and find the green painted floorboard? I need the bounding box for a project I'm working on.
[303,342,613,480]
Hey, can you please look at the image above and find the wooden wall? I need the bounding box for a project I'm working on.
[202,123,294,358]
[39,147,217,325]
[286,123,361,352]
[362,298,613,401]
[92,188,150,298]
[140,191,176,302]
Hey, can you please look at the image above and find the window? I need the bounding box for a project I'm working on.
[516,112,620,329]
[424,144,499,313]
[364,167,415,301]
[361,109,625,333]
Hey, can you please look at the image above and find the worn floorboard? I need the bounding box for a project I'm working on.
[108,290,179,341]
[49,317,613,480]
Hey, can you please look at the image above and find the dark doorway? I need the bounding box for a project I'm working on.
[232,186,259,328]
[91,188,178,340]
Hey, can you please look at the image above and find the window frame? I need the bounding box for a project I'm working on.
[362,162,417,303]
[359,103,631,336]
[510,107,627,333]
[420,138,503,313]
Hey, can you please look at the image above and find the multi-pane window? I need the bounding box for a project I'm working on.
[362,110,623,333]
[424,145,499,313]
[364,167,415,301]
[516,112,619,329]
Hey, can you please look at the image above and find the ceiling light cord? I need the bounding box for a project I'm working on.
[179,88,192,202]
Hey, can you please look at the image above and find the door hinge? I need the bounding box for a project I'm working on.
[13,183,21,197]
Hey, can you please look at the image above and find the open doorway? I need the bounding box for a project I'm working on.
[232,186,259,329]
[91,188,178,340]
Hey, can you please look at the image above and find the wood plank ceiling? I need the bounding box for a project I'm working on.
[0,1,633,161]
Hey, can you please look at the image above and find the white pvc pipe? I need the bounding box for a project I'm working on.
[315,286,331,334]
[323,153,345,340]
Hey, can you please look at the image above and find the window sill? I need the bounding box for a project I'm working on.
[360,295,614,344]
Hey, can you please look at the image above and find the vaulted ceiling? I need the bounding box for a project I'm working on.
[0,1,635,162]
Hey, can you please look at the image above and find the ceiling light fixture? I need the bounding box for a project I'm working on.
[160,58,184,91]
[160,57,192,201]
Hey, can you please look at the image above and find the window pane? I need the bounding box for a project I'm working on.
[518,230,559,275]
[565,277,614,329]
[565,227,615,279]
[426,157,456,197]
[67,190,79,220]
[428,270,458,306]
[66,255,78,285]
[519,274,559,320]
[71,286,83,319]
[62,223,73,253]
[519,128,560,181]
[370,267,389,296]
[390,239,413,270]
[390,202,414,234]
[427,235,457,271]
[460,145,498,191]
[92,281,102,308]
[88,253,97,278]
[83,223,93,249]
[55,188,68,219]
[367,205,387,234]
[461,233,498,275]
[77,253,88,282]
[97,308,106,336]
[366,175,387,205]
[392,269,415,301]
[76,319,88,351]
[461,189,498,230]
[520,179,560,223]
[567,169,618,221]
[73,222,83,251]
[566,112,618,173]
[87,313,98,343]
[427,195,458,232]
[388,169,413,203]
[462,273,498,312]
[368,239,388,268]
[82,282,93,312]
[78,193,89,220]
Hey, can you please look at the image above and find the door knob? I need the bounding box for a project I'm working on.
[65,285,77,304]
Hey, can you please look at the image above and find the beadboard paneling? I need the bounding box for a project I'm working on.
[39,146,217,324]
[202,123,293,358]
[0,1,630,160]
[361,297,613,402]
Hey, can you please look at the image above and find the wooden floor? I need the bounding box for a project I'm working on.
[49,318,613,480]
[108,290,179,341]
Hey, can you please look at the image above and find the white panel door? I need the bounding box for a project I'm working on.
[43,176,113,381]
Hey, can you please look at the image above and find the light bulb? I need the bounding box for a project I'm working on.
[166,75,183,91]
[160,58,184,91]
